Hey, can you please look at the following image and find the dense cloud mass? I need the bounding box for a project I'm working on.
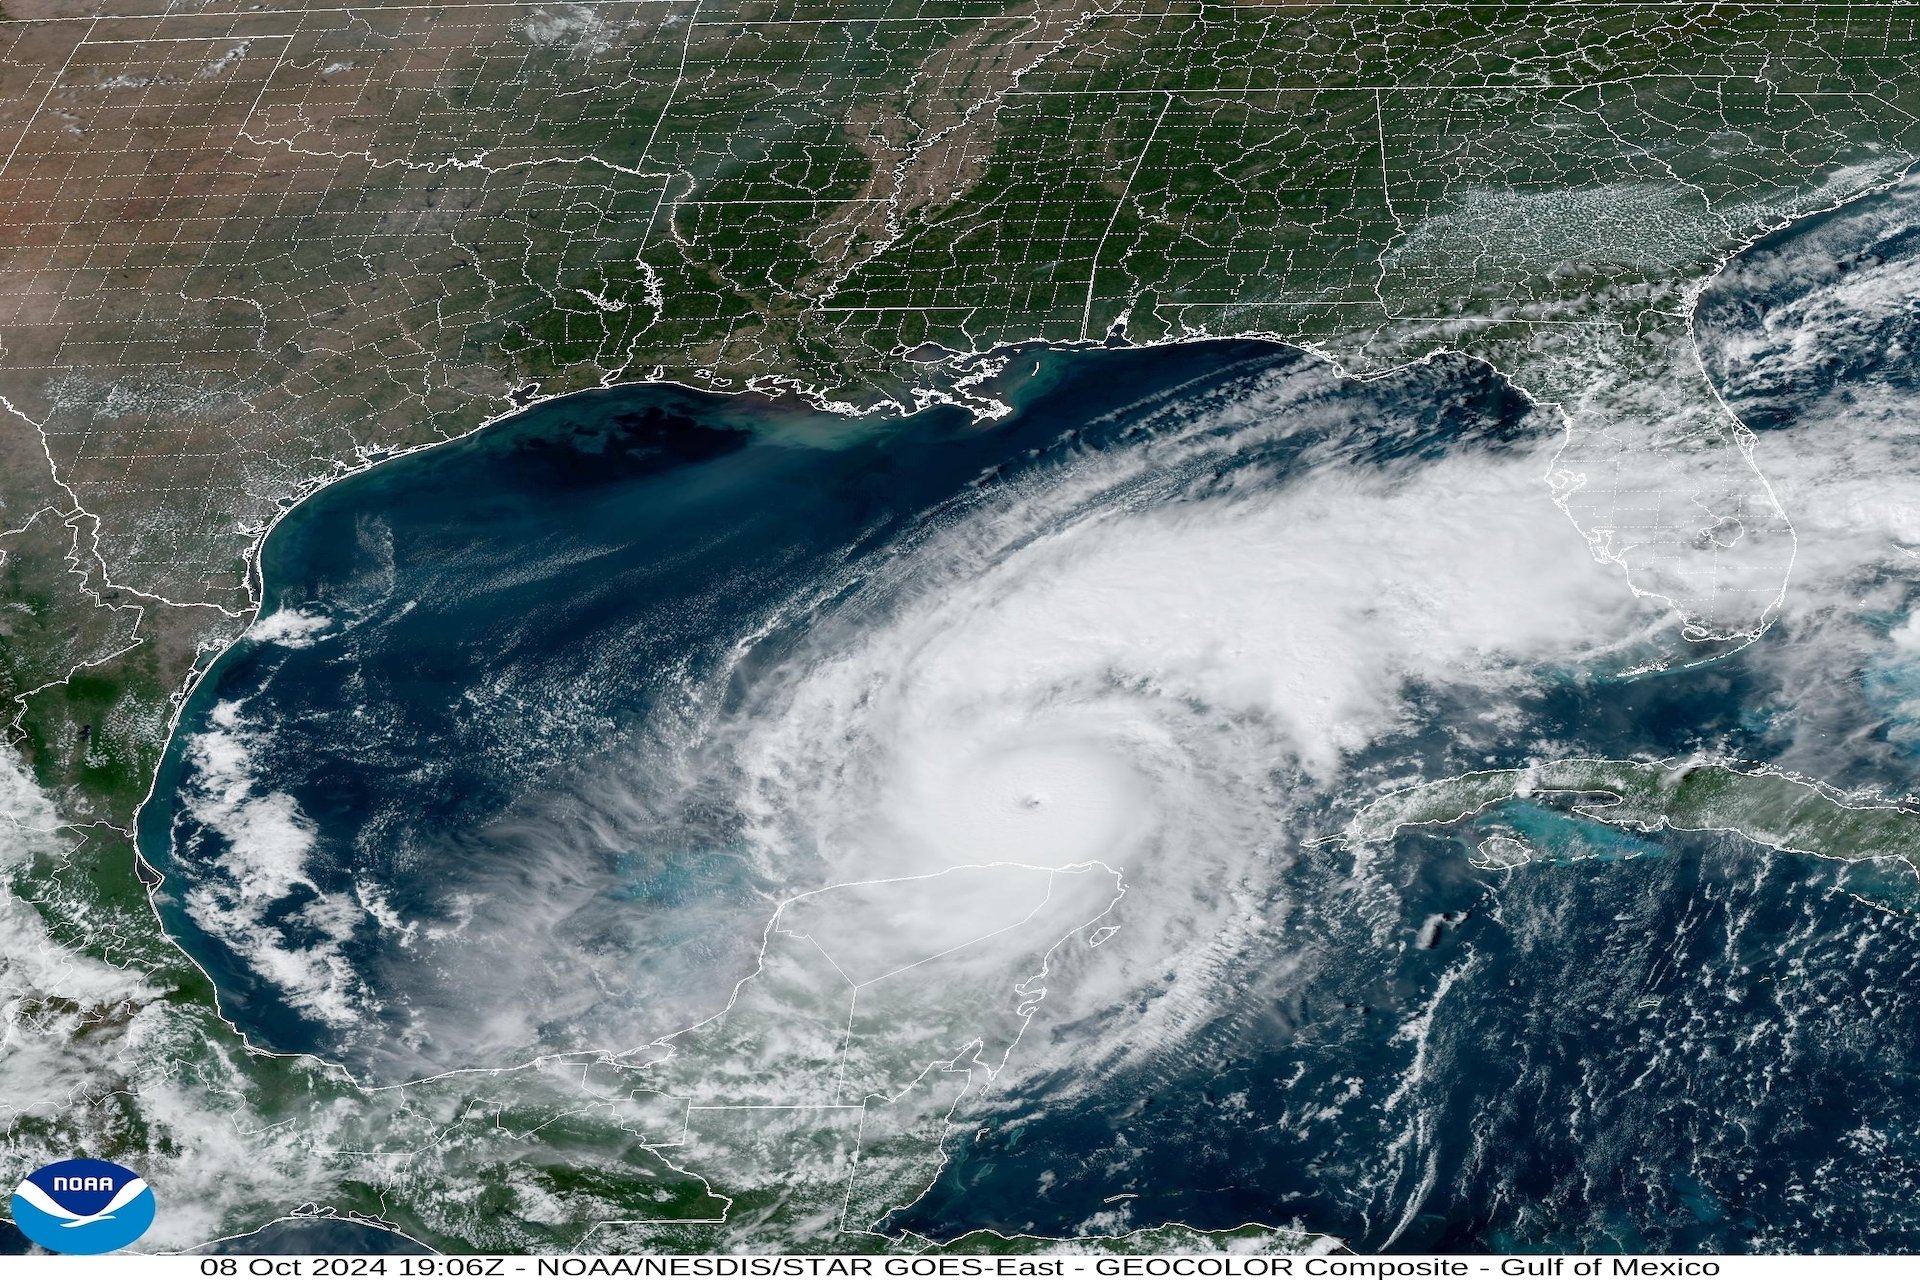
[107,172,1920,1250]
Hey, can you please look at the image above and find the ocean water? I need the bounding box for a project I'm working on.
[197,1220,430,1256]
[143,338,1397,1068]
[138,178,1920,1252]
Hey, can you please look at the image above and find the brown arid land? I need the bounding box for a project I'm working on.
[0,0,1914,964]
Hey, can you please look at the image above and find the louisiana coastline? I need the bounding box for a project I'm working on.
[123,175,1920,1254]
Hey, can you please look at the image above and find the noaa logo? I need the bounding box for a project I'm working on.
[10,1159,155,1254]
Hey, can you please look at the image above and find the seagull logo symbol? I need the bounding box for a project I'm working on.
[12,1177,150,1227]
[9,1160,157,1254]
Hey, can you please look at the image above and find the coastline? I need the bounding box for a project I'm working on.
[8,164,1912,1253]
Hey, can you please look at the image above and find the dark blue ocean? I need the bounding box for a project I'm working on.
[139,178,1920,1253]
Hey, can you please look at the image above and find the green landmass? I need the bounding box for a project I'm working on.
[1345,759,1920,873]
[1,0,1918,1252]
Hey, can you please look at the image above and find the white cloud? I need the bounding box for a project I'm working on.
[726,363,1664,885]
[682,359,1677,1090]
[1691,180,1920,777]
[0,745,341,1251]
[0,740,62,866]
[179,701,376,1029]
[247,607,332,648]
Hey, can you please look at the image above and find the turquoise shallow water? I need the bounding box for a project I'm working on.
[141,339,1350,1066]
[135,178,1920,1251]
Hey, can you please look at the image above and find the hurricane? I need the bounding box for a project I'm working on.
[138,175,1920,1253]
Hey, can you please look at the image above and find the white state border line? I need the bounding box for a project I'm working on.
[0,16,1901,1243]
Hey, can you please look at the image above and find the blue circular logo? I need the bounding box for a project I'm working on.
[10,1159,155,1254]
